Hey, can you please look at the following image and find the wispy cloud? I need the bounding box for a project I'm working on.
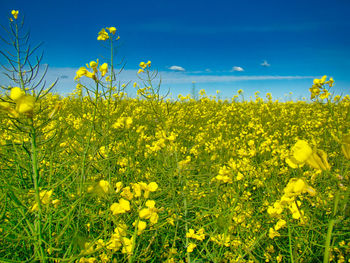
[159,73,315,84]
[261,60,271,67]
[168,65,185,72]
[231,66,244,72]
[0,67,315,95]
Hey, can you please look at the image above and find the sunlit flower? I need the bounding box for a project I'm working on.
[10,87,25,101]
[286,140,330,171]
[269,228,280,239]
[99,180,111,194]
[187,243,197,253]
[106,27,117,35]
[110,198,131,215]
[16,95,35,115]
[100,63,108,77]
[97,28,109,41]
[133,220,147,235]
[139,200,159,224]
[11,10,19,20]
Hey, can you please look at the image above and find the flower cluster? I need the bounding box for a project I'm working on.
[268,178,316,234]
[74,60,108,81]
[11,10,19,20]
[285,140,331,171]
[0,87,35,117]
[137,61,151,74]
[30,189,60,212]
[97,27,118,41]
[309,75,334,100]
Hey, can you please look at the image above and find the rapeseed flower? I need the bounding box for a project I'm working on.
[9,87,35,116]
[99,63,108,77]
[187,243,197,253]
[110,198,131,215]
[139,200,159,224]
[16,95,35,115]
[186,228,205,241]
[268,228,280,239]
[286,140,330,171]
[121,237,134,254]
[133,220,147,235]
[74,67,96,80]
[106,27,117,34]
[138,61,151,73]
[10,87,25,101]
[142,182,158,198]
[98,180,111,194]
[97,28,109,41]
[274,219,286,231]
[11,10,19,20]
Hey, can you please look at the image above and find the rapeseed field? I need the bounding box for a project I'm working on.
[0,10,349,262]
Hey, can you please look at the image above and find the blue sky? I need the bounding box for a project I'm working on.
[1,0,349,100]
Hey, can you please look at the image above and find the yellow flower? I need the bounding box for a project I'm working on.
[52,199,60,208]
[139,62,147,69]
[98,180,111,194]
[286,140,312,168]
[88,60,99,73]
[10,87,25,101]
[133,220,147,235]
[268,228,280,239]
[106,27,117,35]
[274,219,286,231]
[0,102,11,110]
[97,28,109,41]
[110,198,131,215]
[327,77,334,87]
[99,63,108,77]
[286,140,330,171]
[40,189,53,205]
[289,201,304,220]
[74,67,87,80]
[142,182,158,198]
[137,69,144,74]
[121,237,134,255]
[187,243,197,253]
[16,95,35,115]
[11,10,19,20]
[139,200,159,224]
[306,149,331,171]
[74,66,96,80]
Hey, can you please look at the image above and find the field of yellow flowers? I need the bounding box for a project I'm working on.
[0,10,350,263]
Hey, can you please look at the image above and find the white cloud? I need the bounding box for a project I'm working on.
[169,65,185,72]
[232,66,244,72]
[261,60,271,67]
[0,67,315,96]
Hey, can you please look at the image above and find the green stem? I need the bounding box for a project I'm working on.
[323,192,340,263]
[323,219,335,263]
[30,120,46,262]
[184,197,191,263]
[14,23,25,91]
[79,81,99,192]
[288,223,294,263]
